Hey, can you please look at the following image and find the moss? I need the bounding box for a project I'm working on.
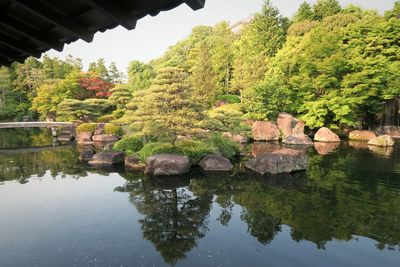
[208,134,240,160]
[138,142,178,161]
[113,135,144,154]
[104,124,123,136]
[76,123,97,134]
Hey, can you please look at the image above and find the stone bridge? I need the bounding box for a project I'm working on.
[0,122,76,141]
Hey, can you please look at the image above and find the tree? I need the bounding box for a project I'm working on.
[78,73,114,98]
[232,0,288,94]
[121,67,205,141]
[313,0,341,20]
[385,1,400,19]
[127,61,156,91]
[109,84,132,107]
[108,62,124,84]
[188,41,219,107]
[88,58,110,81]
[293,1,315,22]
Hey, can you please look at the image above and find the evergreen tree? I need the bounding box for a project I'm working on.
[127,61,156,91]
[108,62,124,84]
[232,0,288,94]
[293,1,315,22]
[313,0,341,20]
[88,58,110,81]
[109,84,132,108]
[122,67,205,141]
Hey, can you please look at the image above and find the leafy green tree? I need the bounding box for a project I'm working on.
[232,0,288,94]
[293,1,315,22]
[313,0,341,20]
[385,1,400,19]
[127,60,156,91]
[108,62,124,84]
[88,58,110,81]
[109,84,132,108]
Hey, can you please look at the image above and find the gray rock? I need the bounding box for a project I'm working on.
[252,121,280,141]
[145,154,191,176]
[125,156,145,171]
[199,154,233,172]
[77,132,92,144]
[92,134,118,142]
[94,123,105,135]
[88,151,125,165]
[79,149,95,161]
[283,134,313,146]
[245,149,308,175]
[367,135,395,147]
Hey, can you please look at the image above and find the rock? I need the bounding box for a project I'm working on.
[245,149,308,175]
[77,132,93,144]
[88,151,125,165]
[92,134,118,142]
[79,149,95,161]
[375,126,400,138]
[314,127,340,142]
[125,156,145,171]
[145,154,191,176]
[199,154,233,172]
[277,113,304,138]
[223,132,248,144]
[282,134,313,146]
[252,142,281,157]
[314,142,340,155]
[348,130,376,141]
[252,121,280,141]
[367,135,395,147]
[94,123,105,135]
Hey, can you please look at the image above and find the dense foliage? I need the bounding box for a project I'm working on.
[0,0,399,134]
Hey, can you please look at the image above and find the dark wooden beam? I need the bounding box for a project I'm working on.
[0,13,64,51]
[13,0,94,42]
[0,32,41,57]
[185,0,205,10]
[86,0,137,30]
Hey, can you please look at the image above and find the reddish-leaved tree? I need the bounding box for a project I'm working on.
[79,75,114,98]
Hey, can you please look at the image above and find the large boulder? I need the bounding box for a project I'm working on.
[94,123,105,135]
[252,121,280,141]
[348,130,376,141]
[125,156,145,171]
[277,113,304,138]
[145,154,191,176]
[88,151,125,165]
[79,149,95,161]
[314,127,340,142]
[92,134,118,142]
[199,154,233,172]
[77,132,92,144]
[367,135,395,147]
[245,149,308,175]
[282,134,313,146]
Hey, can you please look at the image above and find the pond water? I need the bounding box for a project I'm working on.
[0,129,400,267]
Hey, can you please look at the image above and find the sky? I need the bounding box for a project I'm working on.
[44,0,398,72]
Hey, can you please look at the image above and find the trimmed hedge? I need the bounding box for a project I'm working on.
[76,123,97,134]
[113,135,144,154]
[104,124,123,136]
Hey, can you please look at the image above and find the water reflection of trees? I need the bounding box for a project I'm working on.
[116,146,400,265]
[116,175,213,265]
[0,146,88,182]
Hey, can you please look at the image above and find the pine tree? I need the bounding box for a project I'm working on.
[313,0,341,20]
[293,2,315,22]
[122,67,205,141]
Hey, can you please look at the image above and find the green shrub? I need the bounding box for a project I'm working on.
[138,142,179,161]
[209,134,240,160]
[113,135,144,154]
[97,115,115,123]
[76,123,97,134]
[175,140,216,163]
[219,94,241,104]
[104,124,123,136]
